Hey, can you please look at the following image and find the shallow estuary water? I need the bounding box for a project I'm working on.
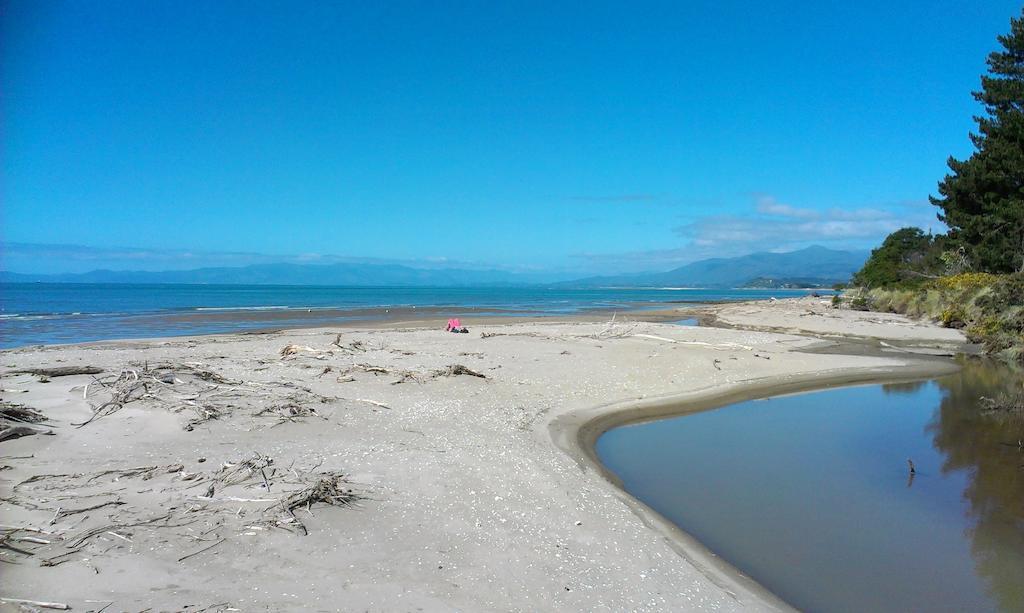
[597,359,1024,612]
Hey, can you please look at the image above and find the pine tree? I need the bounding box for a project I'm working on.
[931,9,1024,273]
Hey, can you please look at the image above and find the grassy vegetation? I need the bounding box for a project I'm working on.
[843,272,1024,362]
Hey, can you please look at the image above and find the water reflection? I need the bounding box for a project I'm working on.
[925,359,1024,611]
[880,379,929,395]
[672,317,700,327]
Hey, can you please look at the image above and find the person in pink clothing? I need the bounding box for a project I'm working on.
[445,318,468,333]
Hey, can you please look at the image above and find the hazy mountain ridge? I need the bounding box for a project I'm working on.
[0,262,543,286]
[558,246,867,288]
[0,246,867,288]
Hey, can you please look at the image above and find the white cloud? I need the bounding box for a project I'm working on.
[754,195,819,219]
[572,195,944,273]
[676,196,941,249]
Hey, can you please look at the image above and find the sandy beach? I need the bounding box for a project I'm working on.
[705,297,968,349]
[0,297,966,612]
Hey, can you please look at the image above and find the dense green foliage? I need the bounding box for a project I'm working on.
[851,227,944,288]
[931,10,1024,273]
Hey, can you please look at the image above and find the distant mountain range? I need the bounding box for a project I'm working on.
[0,262,543,287]
[0,245,867,288]
[556,246,867,288]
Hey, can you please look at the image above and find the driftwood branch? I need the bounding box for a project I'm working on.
[52,500,126,521]
[353,398,392,410]
[0,402,47,424]
[0,597,70,610]
[11,366,103,378]
[0,425,54,443]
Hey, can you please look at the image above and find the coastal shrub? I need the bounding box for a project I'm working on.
[975,272,1024,312]
[931,272,998,293]
[849,295,871,311]
[966,311,1024,361]
[865,287,921,315]
[941,305,968,329]
[857,272,1023,363]
[920,290,944,316]
[961,274,1024,359]
[888,290,917,314]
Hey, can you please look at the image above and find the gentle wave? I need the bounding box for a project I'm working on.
[0,311,105,320]
[194,305,291,312]
[2,314,63,321]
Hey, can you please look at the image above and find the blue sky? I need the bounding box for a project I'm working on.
[2,1,1020,275]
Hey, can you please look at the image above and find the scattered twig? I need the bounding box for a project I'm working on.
[195,496,276,503]
[105,530,132,543]
[64,513,177,549]
[177,537,225,562]
[52,500,125,521]
[331,336,368,353]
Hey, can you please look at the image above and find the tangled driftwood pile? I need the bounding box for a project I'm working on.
[335,362,487,385]
[75,362,333,430]
[278,472,360,536]
[2,451,361,572]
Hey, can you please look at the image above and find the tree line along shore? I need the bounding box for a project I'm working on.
[838,10,1024,364]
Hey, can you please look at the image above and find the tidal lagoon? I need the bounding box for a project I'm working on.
[598,359,1024,612]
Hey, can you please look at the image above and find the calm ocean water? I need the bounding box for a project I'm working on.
[0,283,821,348]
